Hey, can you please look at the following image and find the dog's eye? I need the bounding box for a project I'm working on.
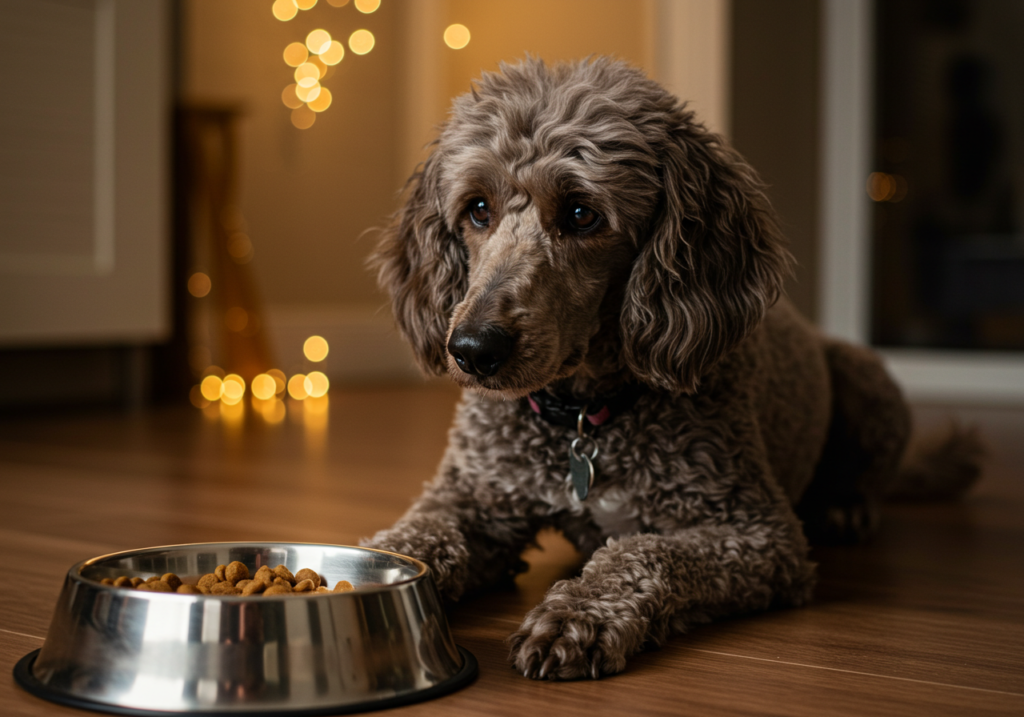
[469,199,490,228]
[569,204,600,232]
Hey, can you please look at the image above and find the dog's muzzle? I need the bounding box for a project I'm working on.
[447,323,514,377]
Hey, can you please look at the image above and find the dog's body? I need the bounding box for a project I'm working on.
[364,58,977,680]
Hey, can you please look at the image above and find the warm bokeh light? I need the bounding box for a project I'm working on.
[320,40,345,65]
[259,397,287,424]
[281,83,303,109]
[272,0,298,22]
[200,375,223,402]
[326,0,350,6]
[187,272,211,298]
[296,82,322,103]
[444,24,471,50]
[348,29,375,55]
[303,335,329,361]
[294,62,321,87]
[305,394,329,416]
[867,172,907,202]
[306,29,332,55]
[225,307,248,332]
[296,0,318,8]
[220,399,245,422]
[283,42,308,67]
[267,368,287,395]
[189,385,209,409]
[251,373,277,400]
[291,106,316,129]
[309,55,328,75]
[308,87,333,112]
[305,370,330,398]
[222,374,246,401]
[288,373,309,400]
[354,0,380,13]
[228,233,253,262]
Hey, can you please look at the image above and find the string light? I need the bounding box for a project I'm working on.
[272,0,298,22]
[200,375,223,402]
[282,84,303,109]
[348,29,375,55]
[296,0,318,9]
[188,272,211,298]
[267,368,287,395]
[308,88,333,112]
[326,0,350,6]
[306,29,332,54]
[283,42,308,67]
[305,371,330,398]
[303,335,329,361]
[320,40,344,65]
[288,374,310,400]
[354,0,380,13]
[444,24,471,50]
[251,373,277,400]
[296,83,322,103]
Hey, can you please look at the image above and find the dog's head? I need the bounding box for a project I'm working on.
[372,57,791,399]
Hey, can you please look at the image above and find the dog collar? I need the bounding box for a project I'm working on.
[525,384,646,432]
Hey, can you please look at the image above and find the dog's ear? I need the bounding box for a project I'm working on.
[370,154,467,375]
[621,123,793,394]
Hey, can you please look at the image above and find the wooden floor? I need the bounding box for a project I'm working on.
[1,385,1022,716]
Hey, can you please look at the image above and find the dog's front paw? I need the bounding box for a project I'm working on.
[508,588,630,680]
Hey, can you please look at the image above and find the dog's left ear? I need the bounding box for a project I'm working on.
[621,122,793,394]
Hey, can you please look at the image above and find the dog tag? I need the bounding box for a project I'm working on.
[567,437,598,501]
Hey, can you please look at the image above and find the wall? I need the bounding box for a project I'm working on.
[731,0,821,322]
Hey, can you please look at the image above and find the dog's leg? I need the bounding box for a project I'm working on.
[797,340,911,544]
[509,518,815,680]
[361,453,539,600]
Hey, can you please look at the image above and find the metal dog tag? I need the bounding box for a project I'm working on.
[567,437,598,501]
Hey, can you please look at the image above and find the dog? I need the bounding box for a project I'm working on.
[363,57,981,680]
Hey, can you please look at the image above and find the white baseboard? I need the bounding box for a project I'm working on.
[882,349,1024,405]
[263,304,422,384]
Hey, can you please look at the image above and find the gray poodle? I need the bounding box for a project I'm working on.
[364,57,980,680]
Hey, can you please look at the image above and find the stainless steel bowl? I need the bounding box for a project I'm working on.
[14,543,476,715]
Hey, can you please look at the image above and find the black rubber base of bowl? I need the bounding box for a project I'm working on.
[14,647,478,716]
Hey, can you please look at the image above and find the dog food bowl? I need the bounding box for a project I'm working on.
[14,542,477,715]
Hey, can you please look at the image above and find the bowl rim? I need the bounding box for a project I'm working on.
[71,541,429,599]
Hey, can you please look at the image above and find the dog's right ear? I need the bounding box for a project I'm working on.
[370,154,467,375]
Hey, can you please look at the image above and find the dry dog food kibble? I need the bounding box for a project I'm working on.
[96,561,356,597]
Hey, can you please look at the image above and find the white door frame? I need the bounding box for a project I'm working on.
[818,0,1024,404]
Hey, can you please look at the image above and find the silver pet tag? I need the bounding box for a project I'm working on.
[568,437,598,500]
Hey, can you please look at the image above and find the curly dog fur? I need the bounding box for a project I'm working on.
[364,57,980,680]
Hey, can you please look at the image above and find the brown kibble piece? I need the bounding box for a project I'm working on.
[113,576,133,588]
[315,586,330,593]
[100,578,115,586]
[145,581,173,592]
[145,576,161,584]
[333,580,354,593]
[242,580,266,596]
[254,566,274,586]
[263,585,292,596]
[130,577,145,587]
[294,569,320,588]
[293,579,314,593]
[197,574,219,589]
[162,573,182,591]
[196,585,211,595]
[273,565,295,584]
[236,579,253,590]
[177,584,203,595]
[210,581,238,595]
[225,561,249,585]
[273,576,292,587]
[214,565,227,582]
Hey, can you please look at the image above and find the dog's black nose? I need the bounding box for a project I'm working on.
[447,324,514,377]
